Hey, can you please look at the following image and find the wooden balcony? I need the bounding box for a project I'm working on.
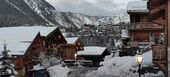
[129,22,164,31]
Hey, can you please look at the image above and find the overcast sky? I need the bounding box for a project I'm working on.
[46,0,141,16]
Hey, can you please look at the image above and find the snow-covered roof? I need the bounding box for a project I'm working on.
[0,26,57,55]
[0,40,30,55]
[0,26,56,41]
[77,46,107,56]
[127,1,149,13]
[65,37,78,44]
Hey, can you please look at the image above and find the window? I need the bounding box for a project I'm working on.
[33,52,39,61]
[135,16,140,22]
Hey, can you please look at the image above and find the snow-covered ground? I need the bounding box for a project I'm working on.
[86,50,164,77]
[47,64,70,77]
[44,50,164,77]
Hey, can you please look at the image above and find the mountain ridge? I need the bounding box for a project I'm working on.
[0,0,129,28]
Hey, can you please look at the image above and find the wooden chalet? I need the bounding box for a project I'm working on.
[148,0,169,76]
[57,37,84,60]
[23,32,45,72]
[0,27,73,77]
[127,1,164,44]
[0,27,55,77]
[43,28,67,55]
[127,1,168,75]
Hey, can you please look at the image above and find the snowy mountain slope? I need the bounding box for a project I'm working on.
[24,0,56,25]
[0,0,46,27]
[61,12,129,28]
[0,0,129,28]
[61,12,98,28]
[24,0,74,27]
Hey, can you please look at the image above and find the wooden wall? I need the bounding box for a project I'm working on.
[130,14,148,22]
[12,56,25,77]
[133,31,149,42]
[168,0,170,47]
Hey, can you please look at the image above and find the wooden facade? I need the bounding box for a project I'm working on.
[12,55,25,77]
[128,11,164,44]
[148,0,168,76]
[127,0,168,75]
[57,38,84,60]
[24,32,45,70]
[129,15,164,43]
[45,28,67,48]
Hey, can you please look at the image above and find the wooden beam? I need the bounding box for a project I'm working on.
[167,0,170,77]
[149,0,166,10]
[150,9,165,21]
[150,4,166,15]
[168,0,170,47]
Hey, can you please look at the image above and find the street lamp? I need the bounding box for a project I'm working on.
[74,53,77,66]
[136,55,143,77]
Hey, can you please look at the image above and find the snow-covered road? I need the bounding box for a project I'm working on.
[67,67,97,77]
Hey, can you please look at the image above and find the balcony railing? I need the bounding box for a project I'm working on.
[129,22,164,30]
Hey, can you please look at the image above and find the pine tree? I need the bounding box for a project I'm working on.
[0,42,17,77]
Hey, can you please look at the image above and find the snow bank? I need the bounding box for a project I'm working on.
[86,50,164,77]
[47,65,70,77]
